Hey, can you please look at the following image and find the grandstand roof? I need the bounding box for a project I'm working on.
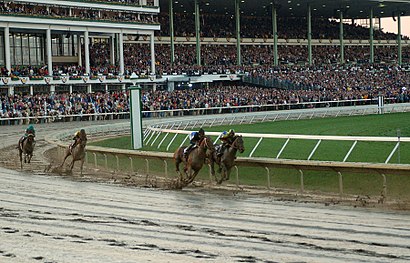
[161,0,410,19]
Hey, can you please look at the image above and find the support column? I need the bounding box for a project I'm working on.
[46,28,53,76]
[119,32,124,75]
[167,81,175,92]
[4,26,10,75]
[87,84,92,93]
[105,84,108,92]
[339,11,344,64]
[110,34,115,65]
[272,5,278,66]
[307,3,312,65]
[369,8,374,64]
[235,0,241,66]
[30,85,33,96]
[194,0,201,66]
[77,35,82,67]
[150,32,156,75]
[50,85,55,94]
[8,86,14,96]
[69,85,73,94]
[169,0,175,65]
[84,30,90,75]
[398,12,402,66]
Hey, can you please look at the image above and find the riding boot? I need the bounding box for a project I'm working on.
[183,145,192,160]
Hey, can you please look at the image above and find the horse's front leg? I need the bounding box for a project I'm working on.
[80,158,85,176]
[70,160,75,171]
[19,150,23,169]
[27,154,32,164]
[60,151,70,167]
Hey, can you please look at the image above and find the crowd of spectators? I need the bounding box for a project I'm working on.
[158,13,405,40]
[1,92,129,120]
[0,1,158,25]
[2,76,410,120]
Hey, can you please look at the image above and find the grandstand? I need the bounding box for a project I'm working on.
[0,0,410,120]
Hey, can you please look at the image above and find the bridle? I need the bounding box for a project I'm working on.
[231,136,244,153]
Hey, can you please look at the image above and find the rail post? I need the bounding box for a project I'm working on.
[299,169,304,193]
[103,154,108,169]
[93,153,97,168]
[338,171,343,195]
[145,159,150,183]
[234,166,239,188]
[115,155,120,171]
[164,160,168,178]
[129,156,134,173]
[265,167,271,190]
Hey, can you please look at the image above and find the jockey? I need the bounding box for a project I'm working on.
[20,124,36,146]
[70,129,87,151]
[217,129,236,157]
[25,124,36,138]
[183,128,205,159]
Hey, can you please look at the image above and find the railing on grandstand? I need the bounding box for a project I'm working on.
[0,97,407,126]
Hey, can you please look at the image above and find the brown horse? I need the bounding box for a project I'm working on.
[174,136,215,186]
[19,134,35,169]
[210,135,245,184]
[60,136,87,176]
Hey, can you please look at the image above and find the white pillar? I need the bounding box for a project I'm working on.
[110,34,115,65]
[46,28,53,76]
[78,35,82,66]
[105,84,108,92]
[69,85,73,94]
[154,0,159,6]
[119,32,124,75]
[129,85,143,149]
[84,30,90,75]
[30,85,33,95]
[8,86,14,96]
[150,33,155,75]
[50,85,55,94]
[122,84,126,91]
[167,81,174,92]
[141,0,147,5]
[4,26,10,75]
[87,84,92,93]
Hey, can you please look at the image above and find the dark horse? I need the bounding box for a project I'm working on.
[60,132,87,176]
[19,134,35,169]
[210,135,245,184]
[174,136,215,186]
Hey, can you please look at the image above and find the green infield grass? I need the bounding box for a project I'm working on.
[88,112,410,200]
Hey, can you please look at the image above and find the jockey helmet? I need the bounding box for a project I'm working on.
[228,129,235,135]
[27,125,35,132]
[199,128,205,135]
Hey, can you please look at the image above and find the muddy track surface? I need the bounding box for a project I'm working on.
[2,165,410,263]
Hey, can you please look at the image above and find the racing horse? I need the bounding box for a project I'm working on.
[210,135,245,184]
[174,136,215,186]
[60,134,87,176]
[19,134,35,169]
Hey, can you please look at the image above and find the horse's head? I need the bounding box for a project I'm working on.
[233,135,245,153]
[201,136,215,153]
[27,134,35,142]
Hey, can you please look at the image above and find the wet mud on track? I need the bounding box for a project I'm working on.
[1,167,410,263]
[1,120,410,262]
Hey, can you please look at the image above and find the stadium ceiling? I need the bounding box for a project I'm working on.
[160,0,410,19]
